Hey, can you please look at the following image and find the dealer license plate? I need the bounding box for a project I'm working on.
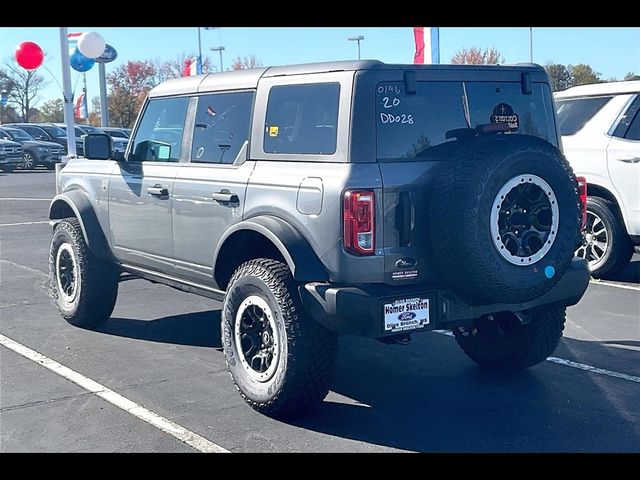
[383,297,430,333]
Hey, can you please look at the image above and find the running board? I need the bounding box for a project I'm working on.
[121,264,226,302]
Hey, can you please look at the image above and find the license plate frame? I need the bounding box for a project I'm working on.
[383,297,430,333]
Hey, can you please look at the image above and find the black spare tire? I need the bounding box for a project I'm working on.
[426,134,581,305]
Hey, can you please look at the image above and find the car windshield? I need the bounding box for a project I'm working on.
[42,125,67,137]
[108,130,127,138]
[555,96,614,136]
[376,80,557,161]
[4,128,34,141]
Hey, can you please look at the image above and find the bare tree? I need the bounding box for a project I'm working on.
[450,47,504,65]
[39,98,64,122]
[624,72,640,81]
[88,96,101,126]
[1,62,49,122]
[231,55,263,70]
[160,53,214,79]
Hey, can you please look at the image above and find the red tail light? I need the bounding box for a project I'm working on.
[576,176,587,231]
[343,190,375,255]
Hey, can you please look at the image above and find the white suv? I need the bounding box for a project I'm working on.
[555,81,640,277]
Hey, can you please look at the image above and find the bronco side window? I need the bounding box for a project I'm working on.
[264,83,339,155]
[129,97,189,163]
[191,91,254,165]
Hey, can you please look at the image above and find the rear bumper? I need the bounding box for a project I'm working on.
[300,258,590,338]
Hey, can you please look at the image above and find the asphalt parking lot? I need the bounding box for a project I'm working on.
[1,169,638,452]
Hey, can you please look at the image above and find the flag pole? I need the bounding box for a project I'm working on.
[82,72,87,123]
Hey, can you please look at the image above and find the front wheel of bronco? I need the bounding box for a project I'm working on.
[453,307,566,371]
[49,218,119,328]
[222,259,338,418]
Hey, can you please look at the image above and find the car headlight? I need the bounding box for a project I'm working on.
[0,146,5,154]
[38,147,49,152]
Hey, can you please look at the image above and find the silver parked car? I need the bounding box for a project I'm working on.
[49,61,589,418]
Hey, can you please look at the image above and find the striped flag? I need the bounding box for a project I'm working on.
[183,57,202,77]
[68,31,82,54]
[413,27,440,64]
[74,93,88,119]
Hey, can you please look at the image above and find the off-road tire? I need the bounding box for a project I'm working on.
[222,259,338,418]
[426,134,581,305]
[49,218,119,327]
[453,307,566,371]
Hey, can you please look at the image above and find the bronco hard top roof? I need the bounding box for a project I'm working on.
[149,60,547,98]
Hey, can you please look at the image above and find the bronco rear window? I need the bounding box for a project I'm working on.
[376,81,557,160]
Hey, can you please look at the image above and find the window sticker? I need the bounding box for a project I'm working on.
[269,125,279,137]
[490,103,519,130]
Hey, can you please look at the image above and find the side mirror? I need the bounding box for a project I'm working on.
[84,133,113,160]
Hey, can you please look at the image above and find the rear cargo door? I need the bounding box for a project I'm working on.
[365,70,558,285]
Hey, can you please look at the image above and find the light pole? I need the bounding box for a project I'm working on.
[348,35,364,60]
[210,46,225,72]
[197,27,203,72]
[529,27,533,63]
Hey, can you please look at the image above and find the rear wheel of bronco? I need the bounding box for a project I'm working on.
[453,307,566,371]
[426,135,581,305]
[49,218,119,328]
[222,259,338,418]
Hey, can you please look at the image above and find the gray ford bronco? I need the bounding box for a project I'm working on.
[49,61,590,418]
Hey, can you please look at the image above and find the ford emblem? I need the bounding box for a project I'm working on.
[395,257,417,269]
[398,311,416,321]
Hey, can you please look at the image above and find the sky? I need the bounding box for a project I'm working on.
[1,27,639,109]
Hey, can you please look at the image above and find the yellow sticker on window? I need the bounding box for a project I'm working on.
[269,126,279,137]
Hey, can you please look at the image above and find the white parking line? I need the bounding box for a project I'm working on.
[433,330,640,383]
[0,220,50,227]
[546,357,640,383]
[0,198,52,201]
[588,279,640,291]
[0,333,229,453]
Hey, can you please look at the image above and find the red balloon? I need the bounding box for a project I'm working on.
[15,41,44,70]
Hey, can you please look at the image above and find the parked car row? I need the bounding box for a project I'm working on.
[0,122,131,170]
[0,126,64,169]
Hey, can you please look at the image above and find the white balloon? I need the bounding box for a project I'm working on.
[78,31,106,59]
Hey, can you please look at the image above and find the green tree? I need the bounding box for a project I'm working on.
[569,64,601,86]
[39,98,64,122]
[450,47,504,65]
[624,72,640,81]
[107,60,157,128]
[544,63,572,92]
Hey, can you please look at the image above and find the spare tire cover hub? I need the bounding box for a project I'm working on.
[490,174,559,266]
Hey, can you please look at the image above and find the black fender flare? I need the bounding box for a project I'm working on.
[49,190,113,261]
[213,215,328,285]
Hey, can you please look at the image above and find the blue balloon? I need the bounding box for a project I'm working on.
[70,47,95,72]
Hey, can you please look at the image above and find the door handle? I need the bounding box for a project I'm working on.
[212,191,239,204]
[616,156,640,164]
[147,184,169,196]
